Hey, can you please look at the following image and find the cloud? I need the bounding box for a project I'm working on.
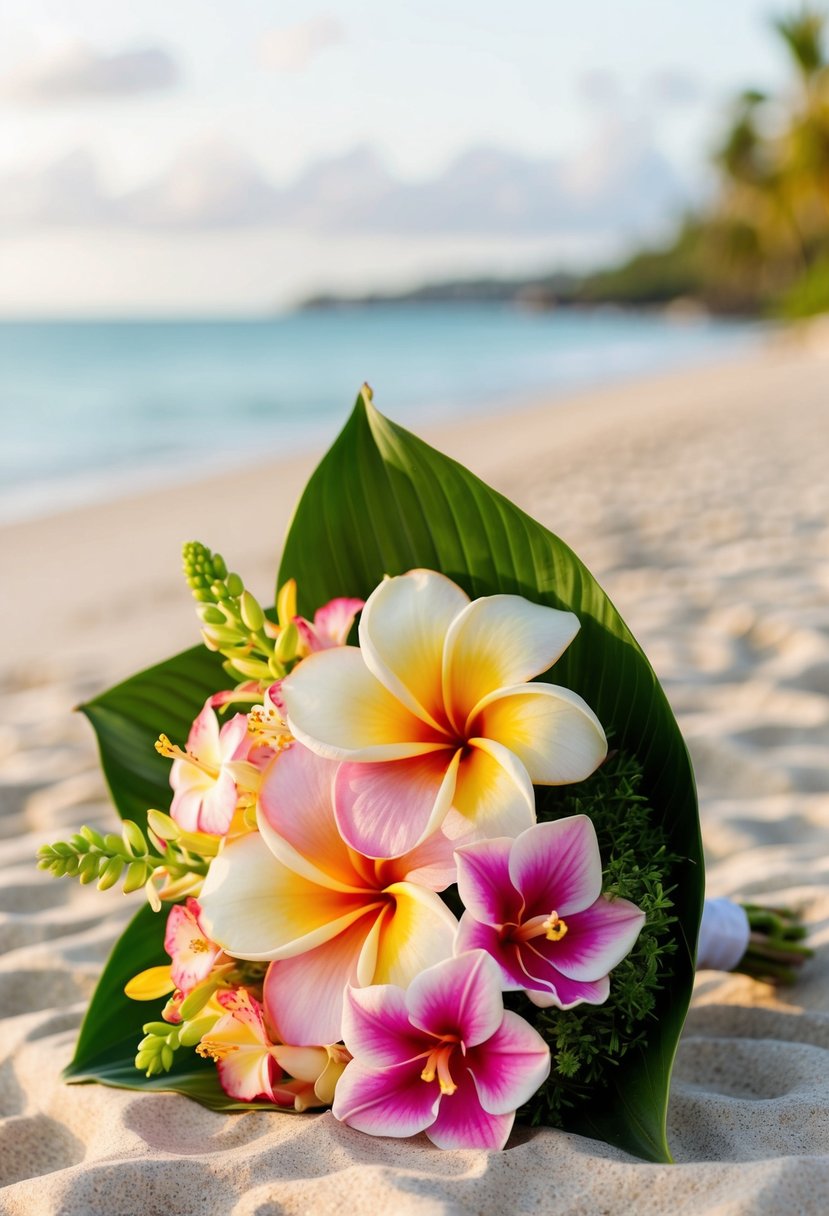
[0,125,689,245]
[259,16,346,73]
[1,42,179,102]
[648,70,703,107]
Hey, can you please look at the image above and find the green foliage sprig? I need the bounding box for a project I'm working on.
[513,749,681,1128]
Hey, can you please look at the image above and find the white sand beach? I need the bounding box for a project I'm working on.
[1,337,828,1214]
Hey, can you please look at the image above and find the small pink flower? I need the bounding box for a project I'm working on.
[164,897,223,996]
[332,951,550,1150]
[196,987,349,1108]
[454,816,645,1009]
[164,699,257,835]
[295,597,365,654]
[197,988,282,1102]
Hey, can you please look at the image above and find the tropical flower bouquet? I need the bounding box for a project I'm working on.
[39,388,810,1160]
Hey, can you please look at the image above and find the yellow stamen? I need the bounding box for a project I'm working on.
[420,1044,457,1095]
[196,1040,238,1062]
[189,937,211,954]
[155,734,219,779]
[542,910,569,942]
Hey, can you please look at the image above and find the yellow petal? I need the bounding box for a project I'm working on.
[442,595,580,729]
[282,646,446,761]
[474,683,607,784]
[198,832,377,962]
[452,738,536,839]
[124,965,176,1001]
[371,882,457,987]
[359,570,468,730]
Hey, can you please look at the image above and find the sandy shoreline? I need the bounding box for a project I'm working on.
[1,340,828,1213]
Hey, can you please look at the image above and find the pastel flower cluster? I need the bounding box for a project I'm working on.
[120,569,645,1150]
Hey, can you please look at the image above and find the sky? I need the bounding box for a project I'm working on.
[0,1,803,314]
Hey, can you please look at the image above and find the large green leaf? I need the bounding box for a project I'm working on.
[64,903,277,1111]
[278,390,703,1162]
[79,645,231,833]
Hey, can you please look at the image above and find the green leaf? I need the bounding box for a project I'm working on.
[79,646,231,833]
[64,903,278,1112]
[278,389,703,1162]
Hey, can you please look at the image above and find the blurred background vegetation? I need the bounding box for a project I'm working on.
[314,7,829,319]
[547,6,829,317]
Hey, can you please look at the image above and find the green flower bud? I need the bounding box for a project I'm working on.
[268,655,286,679]
[123,860,149,893]
[70,833,91,853]
[147,809,180,841]
[50,841,75,858]
[79,826,106,849]
[50,858,68,878]
[64,855,80,877]
[198,605,227,626]
[79,853,100,884]
[212,553,227,579]
[240,590,265,632]
[178,983,218,1021]
[274,620,299,664]
[97,856,124,891]
[160,1044,175,1072]
[178,1015,217,1047]
[142,1021,172,1037]
[226,572,244,597]
[104,832,126,856]
[122,820,147,856]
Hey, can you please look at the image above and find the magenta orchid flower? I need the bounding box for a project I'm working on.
[454,817,645,1008]
[281,569,607,860]
[295,596,365,654]
[164,897,223,996]
[157,699,262,836]
[197,743,461,1047]
[333,951,550,1150]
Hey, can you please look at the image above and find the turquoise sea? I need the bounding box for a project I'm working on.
[0,306,759,523]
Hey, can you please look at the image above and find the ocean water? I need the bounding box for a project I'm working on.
[0,307,758,523]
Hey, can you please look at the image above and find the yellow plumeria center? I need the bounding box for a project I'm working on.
[189,937,212,954]
[420,1040,460,1095]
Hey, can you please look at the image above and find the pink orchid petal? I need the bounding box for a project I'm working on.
[332,1058,440,1138]
[263,912,375,1046]
[314,596,365,647]
[406,951,503,1047]
[341,984,424,1069]
[202,989,278,1102]
[454,916,528,991]
[464,1011,550,1116]
[425,1068,515,1151]
[169,779,206,833]
[258,744,360,891]
[538,895,646,982]
[454,838,522,927]
[508,816,603,918]
[519,947,610,1009]
[333,748,459,859]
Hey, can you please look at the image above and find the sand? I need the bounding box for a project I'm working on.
[1,336,828,1214]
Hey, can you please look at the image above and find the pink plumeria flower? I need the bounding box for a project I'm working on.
[157,699,261,836]
[295,596,365,654]
[198,742,462,1047]
[333,951,550,1150]
[455,816,645,1009]
[164,897,223,996]
[281,569,607,859]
